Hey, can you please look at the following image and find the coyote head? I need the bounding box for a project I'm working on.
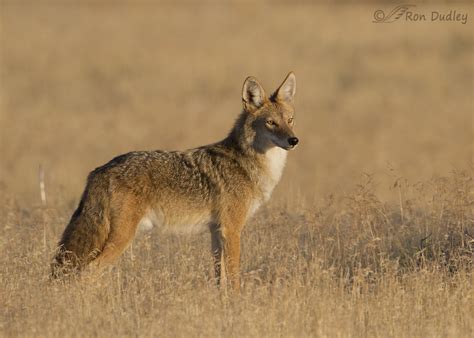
[238,72,298,152]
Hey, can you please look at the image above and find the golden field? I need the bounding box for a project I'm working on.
[0,2,472,337]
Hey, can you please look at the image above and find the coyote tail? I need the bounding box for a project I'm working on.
[51,172,111,278]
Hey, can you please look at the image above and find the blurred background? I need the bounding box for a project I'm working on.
[1,1,472,206]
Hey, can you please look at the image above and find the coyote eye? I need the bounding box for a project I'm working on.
[266,120,277,127]
[288,117,294,124]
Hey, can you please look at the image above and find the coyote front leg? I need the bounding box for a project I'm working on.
[222,230,241,292]
[211,219,243,292]
[210,224,223,287]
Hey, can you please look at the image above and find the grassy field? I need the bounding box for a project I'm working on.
[0,2,473,337]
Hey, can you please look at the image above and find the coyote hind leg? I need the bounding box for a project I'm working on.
[93,192,145,269]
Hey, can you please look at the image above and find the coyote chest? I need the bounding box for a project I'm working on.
[248,147,287,217]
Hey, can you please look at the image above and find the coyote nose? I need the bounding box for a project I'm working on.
[288,137,299,146]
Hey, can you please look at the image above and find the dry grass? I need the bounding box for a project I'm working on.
[0,171,472,337]
[0,2,473,337]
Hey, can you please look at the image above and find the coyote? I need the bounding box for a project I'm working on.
[52,72,298,291]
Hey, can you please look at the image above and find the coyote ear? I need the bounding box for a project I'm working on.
[273,72,296,103]
[242,76,266,111]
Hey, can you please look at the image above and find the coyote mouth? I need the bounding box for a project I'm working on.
[273,141,296,151]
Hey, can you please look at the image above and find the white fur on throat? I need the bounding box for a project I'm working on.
[263,146,288,198]
[248,146,287,217]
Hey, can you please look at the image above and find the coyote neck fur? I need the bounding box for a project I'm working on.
[225,110,288,201]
